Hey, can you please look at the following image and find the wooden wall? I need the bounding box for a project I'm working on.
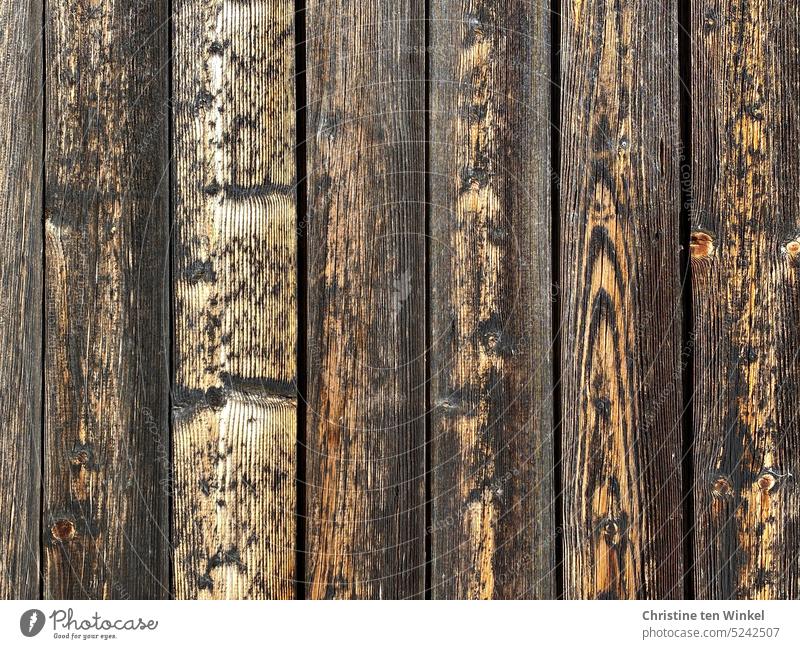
[0,0,797,600]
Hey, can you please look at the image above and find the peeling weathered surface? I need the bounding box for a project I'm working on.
[691,0,800,599]
[428,1,555,599]
[560,0,684,598]
[0,0,42,600]
[43,0,170,599]
[305,0,426,599]
[172,0,297,599]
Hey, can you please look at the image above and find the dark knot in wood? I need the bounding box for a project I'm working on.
[690,231,715,260]
[51,519,76,542]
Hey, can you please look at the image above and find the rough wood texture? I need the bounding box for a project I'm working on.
[691,0,800,599]
[0,0,43,600]
[172,0,297,599]
[305,0,426,599]
[428,1,555,599]
[44,0,170,598]
[560,0,684,598]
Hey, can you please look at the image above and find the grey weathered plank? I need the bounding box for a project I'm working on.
[428,0,556,599]
[171,0,297,599]
[0,0,43,600]
[690,0,800,599]
[305,0,427,598]
[560,0,685,598]
[43,0,170,598]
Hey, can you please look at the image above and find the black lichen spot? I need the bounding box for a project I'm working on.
[459,165,491,193]
[198,478,211,496]
[205,386,227,410]
[223,182,293,199]
[315,173,332,193]
[186,259,215,283]
[488,224,509,245]
[477,314,515,357]
[753,568,776,590]
[209,548,246,573]
[702,9,723,32]
[208,41,224,55]
[202,180,221,196]
[69,442,96,470]
[738,345,758,364]
[462,101,488,122]
[197,574,214,590]
[593,397,612,421]
[318,110,343,140]
[194,90,215,112]
[592,114,615,152]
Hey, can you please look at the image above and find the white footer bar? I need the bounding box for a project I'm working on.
[2,601,798,648]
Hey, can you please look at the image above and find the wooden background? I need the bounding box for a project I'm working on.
[0,0,798,600]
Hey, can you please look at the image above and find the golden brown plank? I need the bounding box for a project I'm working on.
[0,0,42,599]
[44,0,170,598]
[172,0,297,599]
[560,0,684,598]
[691,0,800,599]
[428,1,556,599]
[305,0,426,598]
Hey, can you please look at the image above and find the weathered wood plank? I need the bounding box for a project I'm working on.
[0,0,43,600]
[428,1,555,599]
[172,0,297,599]
[691,0,800,599]
[43,0,170,598]
[305,0,426,598]
[560,0,684,598]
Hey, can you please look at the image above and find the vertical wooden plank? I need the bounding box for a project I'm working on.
[560,0,684,598]
[428,1,555,599]
[44,0,170,598]
[172,0,297,599]
[305,1,426,598]
[0,0,42,599]
[691,0,800,599]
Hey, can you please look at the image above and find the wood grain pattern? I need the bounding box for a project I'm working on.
[305,0,427,599]
[0,0,43,600]
[172,0,297,599]
[2,0,798,604]
[560,0,685,598]
[690,0,800,599]
[428,0,555,599]
[43,0,170,599]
